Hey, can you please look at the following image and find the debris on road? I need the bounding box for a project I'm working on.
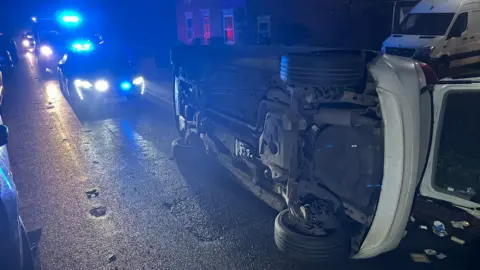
[436,253,447,260]
[46,105,55,109]
[90,206,107,217]
[419,225,428,230]
[410,216,416,223]
[410,253,431,263]
[85,189,99,199]
[424,249,437,256]
[108,254,117,263]
[93,160,100,164]
[451,221,470,230]
[451,236,466,245]
[432,221,448,237]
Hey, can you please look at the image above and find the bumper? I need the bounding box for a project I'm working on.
[354,54,426,259]
[73,85,145,106]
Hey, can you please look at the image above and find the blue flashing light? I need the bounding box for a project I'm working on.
[62,15,80,23]
[71,40,93,52]
[120,81,132,91]
[57,10,82,26]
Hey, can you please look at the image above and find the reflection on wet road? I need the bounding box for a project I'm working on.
[1,55,429,270]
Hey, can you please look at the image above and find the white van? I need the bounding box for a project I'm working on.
[382,0,480,77]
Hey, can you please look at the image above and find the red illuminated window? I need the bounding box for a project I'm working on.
[223,14,234,44]
[202,11,211,42]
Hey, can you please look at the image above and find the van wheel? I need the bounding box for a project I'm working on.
[274,209,350,263]
[436,57,450,78]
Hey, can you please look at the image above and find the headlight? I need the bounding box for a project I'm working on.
[133,76,144,85]
[94,80,109,92]
[22,40,30,47]
[74,79,92,89]
[40,46,53,56]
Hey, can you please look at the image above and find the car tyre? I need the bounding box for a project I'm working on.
[274,209,350,263]
[280,50,365,87]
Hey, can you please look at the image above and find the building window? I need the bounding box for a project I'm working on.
[223,9,234,44]
[201,9,210,43]
[185,12,193,42]
[257,15,271,44]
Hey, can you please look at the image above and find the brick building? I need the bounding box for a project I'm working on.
[176,0,420,49]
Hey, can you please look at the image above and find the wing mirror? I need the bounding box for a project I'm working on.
[0,125,8,147]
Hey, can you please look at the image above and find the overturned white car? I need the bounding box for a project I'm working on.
[170,46,480,262]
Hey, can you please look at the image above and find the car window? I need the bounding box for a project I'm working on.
[435,92,480,203]
[67,49,130,69]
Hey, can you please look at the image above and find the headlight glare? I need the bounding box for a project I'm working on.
[94,80,109,92]
[133,76,144,85]
[74,79,92,89]
[22,40,30,47]
[40,45,53,56]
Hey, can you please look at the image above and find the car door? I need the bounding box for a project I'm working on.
[420,81,480,219]
[466,10,480,65]
[447,12,470,67]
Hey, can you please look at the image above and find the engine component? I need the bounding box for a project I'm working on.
[280,50,365,87]
[259,112,304,181]
[314,108,379,127]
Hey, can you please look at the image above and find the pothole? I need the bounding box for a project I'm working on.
[90,206,107,217]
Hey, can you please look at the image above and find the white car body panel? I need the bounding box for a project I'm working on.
[354,54,427,259]
[411,0,464,14]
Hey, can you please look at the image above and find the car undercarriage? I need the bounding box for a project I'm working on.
[171,47,384,262]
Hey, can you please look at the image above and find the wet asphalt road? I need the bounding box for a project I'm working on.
[1,55,438,270]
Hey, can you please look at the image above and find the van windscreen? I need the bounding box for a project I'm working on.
[396,13,454,36]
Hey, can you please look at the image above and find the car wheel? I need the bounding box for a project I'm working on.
[19,219,34,270]
[172,74,186,138]
[274,209,350,263]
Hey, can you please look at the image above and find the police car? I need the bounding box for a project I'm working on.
[57,39,145,109]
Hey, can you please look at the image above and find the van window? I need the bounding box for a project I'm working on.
[469,10,480,33]
[449,12,468,36]
[396,13,454,36]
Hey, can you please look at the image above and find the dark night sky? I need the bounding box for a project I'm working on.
[1,0,177,48]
